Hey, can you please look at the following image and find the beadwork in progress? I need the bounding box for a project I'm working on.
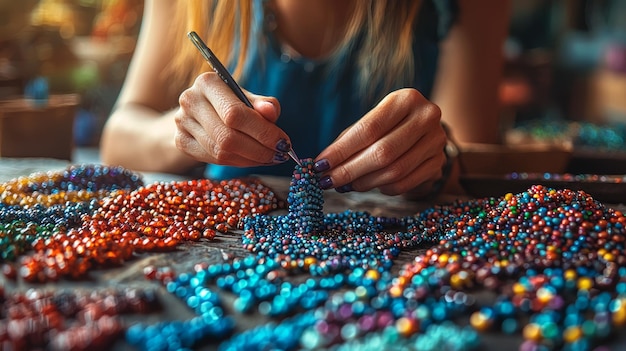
[2,160,626,350]
[128,159,626,350]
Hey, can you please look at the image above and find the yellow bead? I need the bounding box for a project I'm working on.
[365,269,380,281]
[564,269,577,281]
[303,256,317,269]
[448,253,461,263]
[450,273,463,290]
[396,317,418,337]
[523,323,542,341]
[389,285,403,298]
[438,253,449,265]
[512,282,526,295]
[577,277,593,291]
[536,287,553,304]
[469,311,492,332]
[603,252,615,262]
[562,326,583,343]
[612,301,626,326]
[613,309,626,326]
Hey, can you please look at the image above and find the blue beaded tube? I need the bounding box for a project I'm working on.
[287,159,325,235]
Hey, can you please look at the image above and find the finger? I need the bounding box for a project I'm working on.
[321,100,442,190]
[177,110,286,165]
[175,96,284,165]
[350,130,446,192]
[377,155,443,196]
[174,128,256,167]
[248,93,281,123]
[316,89,428,170]
[368,156,445,196]
[196,73,293,153]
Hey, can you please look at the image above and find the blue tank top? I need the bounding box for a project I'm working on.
[205,0,458,179]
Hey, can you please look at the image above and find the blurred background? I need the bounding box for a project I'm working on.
[0,0,142,151]
[0,0,625,174]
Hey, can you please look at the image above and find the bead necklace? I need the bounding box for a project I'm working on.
[0,164,143,207]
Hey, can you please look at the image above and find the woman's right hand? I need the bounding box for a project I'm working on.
[174,72,293,167]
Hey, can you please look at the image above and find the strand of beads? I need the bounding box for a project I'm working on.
[0,200,97,262]
[127,263,236,350]
[87,178,282,248]
[0,164,143,207]
[0,287,160,351]
[0,165,144,281]
[10,177,283,282]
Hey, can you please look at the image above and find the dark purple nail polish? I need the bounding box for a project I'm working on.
[335,184,353,193]
[275,138,290,152]
[273,152,289,163]
[319,175,333,190]
[313,159,330,172]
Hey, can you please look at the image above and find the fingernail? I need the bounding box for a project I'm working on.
[319,175,333,190]
[273,152,289,163]
[275,138,290,153]
[313,159,330,172]
[335,184,353,193]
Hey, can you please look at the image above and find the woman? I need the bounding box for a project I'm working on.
[100,0,510,198]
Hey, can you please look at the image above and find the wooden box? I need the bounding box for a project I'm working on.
[0,94,79,161]
[458,142,573,176]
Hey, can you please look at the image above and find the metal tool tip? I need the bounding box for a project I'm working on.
[287,149,302,166]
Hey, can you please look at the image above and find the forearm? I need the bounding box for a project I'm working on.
[100,104,200,174]
[433,0,511,145]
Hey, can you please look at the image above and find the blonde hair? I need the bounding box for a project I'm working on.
[168,1,421,99]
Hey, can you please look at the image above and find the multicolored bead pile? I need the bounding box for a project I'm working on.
[131,161,626,350]
[508,172,626,183]
[512,119,626,151]
[0,165,283,282]
[0,164,143,207]
[392,185,626,350]
[242,159,424,275]
[3,160,626,350]
[0,286,160,351]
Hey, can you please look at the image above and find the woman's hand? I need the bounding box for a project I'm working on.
[314,88,447,196]
[174,72,293,167]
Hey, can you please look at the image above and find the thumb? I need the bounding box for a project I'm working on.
[248,93,281,123]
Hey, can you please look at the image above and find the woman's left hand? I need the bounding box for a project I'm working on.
[314,88,447,196]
